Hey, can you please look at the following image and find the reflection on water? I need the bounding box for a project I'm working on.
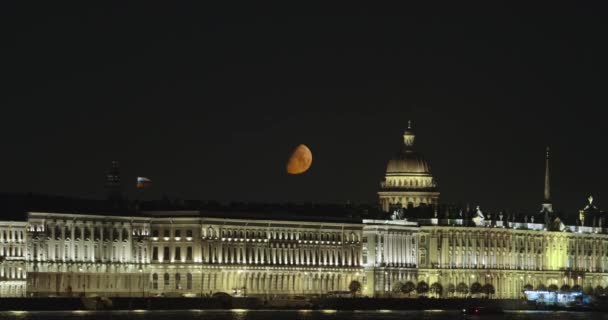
[0,310,608,320]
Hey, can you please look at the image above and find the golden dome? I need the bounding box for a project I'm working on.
[385,121,432,174]
[386,150,431,174]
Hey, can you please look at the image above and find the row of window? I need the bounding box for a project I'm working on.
[384,178,434,187]
[47,226,129,241]
[0,246,24,257]
[152,273,193,290]
[44,244,141,262]
[152,246,193,262]
[0,230,25,242]
[151,229,194,238]
[211,229,360,242]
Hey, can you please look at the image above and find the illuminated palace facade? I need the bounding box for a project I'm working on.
[0,125,606,299]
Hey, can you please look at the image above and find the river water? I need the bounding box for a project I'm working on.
[0,310,606,320]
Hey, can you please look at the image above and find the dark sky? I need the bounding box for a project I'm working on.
[1,3,607,215]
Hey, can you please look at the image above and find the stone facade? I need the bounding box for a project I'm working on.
[0,211,598,298]
[23,212,364,297]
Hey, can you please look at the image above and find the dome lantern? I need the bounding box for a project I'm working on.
[403,120,416,147]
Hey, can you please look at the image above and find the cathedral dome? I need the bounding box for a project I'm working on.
[385,121,432,175]
[378,121,440,212]
[386,150,431,174]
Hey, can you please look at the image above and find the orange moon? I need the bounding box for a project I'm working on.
[286,144,313,174]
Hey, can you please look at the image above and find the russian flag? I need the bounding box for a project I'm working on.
[136,177,152,189]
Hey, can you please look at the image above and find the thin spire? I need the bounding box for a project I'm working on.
[544,146,550,202]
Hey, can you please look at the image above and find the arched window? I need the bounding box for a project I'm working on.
[187,273,193,290]
[419,249,427,266]
[175,273,181,290]
[152,273,158,289]
[164,273,170,288]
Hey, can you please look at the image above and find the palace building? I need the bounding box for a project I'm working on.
[1,125,607,299]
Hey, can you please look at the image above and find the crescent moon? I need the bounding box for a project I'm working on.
[286,144,313,174]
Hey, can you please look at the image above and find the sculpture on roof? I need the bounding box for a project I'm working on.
[583,195,598,212]
[582,195,601,227]
[472,205,485,226]
[551,217,566,232]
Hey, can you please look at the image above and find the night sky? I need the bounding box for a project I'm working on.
[2,3,607,215]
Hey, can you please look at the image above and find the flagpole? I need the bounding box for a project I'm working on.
[135,178,141,215]
[135,177,152,215]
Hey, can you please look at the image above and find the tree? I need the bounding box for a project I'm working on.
[548,284,558,292]
[392,281,403,295]
[456,282,469,298]
[416,281,429,297]
[594,285,605,296]
[482,283,495,298]
[523,284,533,291]
[536,284,547,291]
[560,284,571,292]
[447,283,456,297]
[571,285,582,292]
[470,282,482,295]
[348,280,362,297]
[430,283,443,298]
[583,286,594,295]
[401,281,415,297]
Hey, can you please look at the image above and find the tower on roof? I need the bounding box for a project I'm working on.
[540,147,553,214]
[105,160,123,201]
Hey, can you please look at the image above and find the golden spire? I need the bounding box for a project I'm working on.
[540,146,553,215]
[544,146,550,202]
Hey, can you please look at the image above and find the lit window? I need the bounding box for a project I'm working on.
[163,247,170,261]
[152,247,159,261]
[175,247,181,261]
[164,273,170,288]
[152,273,158,289]
[187,273,192,290]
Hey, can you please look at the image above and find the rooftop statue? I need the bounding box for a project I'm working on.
[551,217,566,232]
[472,205,485,226]
[581,195,600,227]
[583,195,598,212]
[391,206,403,220]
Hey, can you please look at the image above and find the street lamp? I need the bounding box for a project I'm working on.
[198,270,203,298]
[139,268,144,297]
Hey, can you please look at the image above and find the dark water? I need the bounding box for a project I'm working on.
[0,310,606,320]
